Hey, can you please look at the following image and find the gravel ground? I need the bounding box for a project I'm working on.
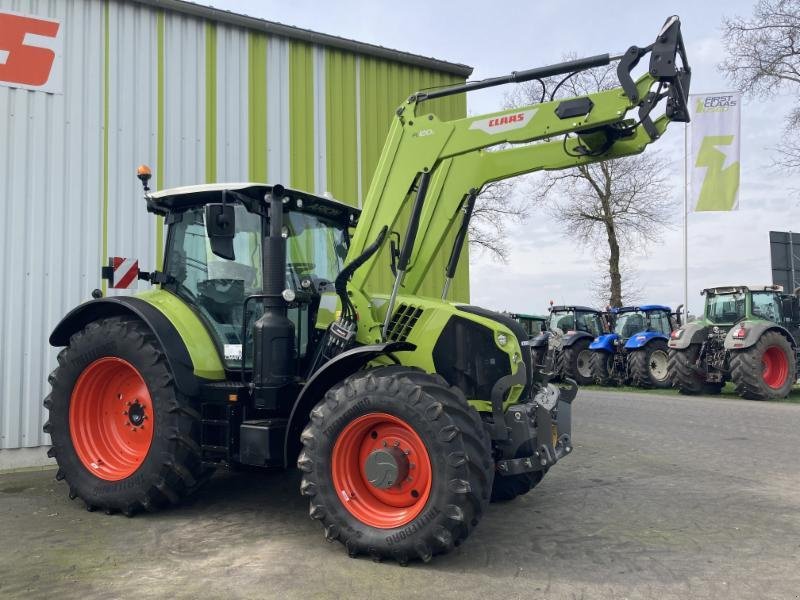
[1,389,798,600]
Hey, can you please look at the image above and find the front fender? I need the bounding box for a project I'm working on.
[624,331,668,350]
[283,341,415,467]
[724,320,797,350]
[590,333,618,352]
[49,293,225,395]
[562,330,593,348]
[668,321,709,350]
[529,332,551,348]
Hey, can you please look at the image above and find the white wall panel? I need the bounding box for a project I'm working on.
[267,36,290,185]
[106,0,157,288]
[215,24,248,182]
[163,10,205,188]
[0,0,105,448]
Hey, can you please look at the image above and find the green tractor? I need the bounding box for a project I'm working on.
[44,18,690,563]
[668,285,799,399]
[509,313,548,338]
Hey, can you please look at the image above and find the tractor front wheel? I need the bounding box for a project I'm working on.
[629,340,671,389]
[43,316,208,515]
[559,338,594,385]
[730,331,796,400]
[590,351,615,386]
[298,366,493,564]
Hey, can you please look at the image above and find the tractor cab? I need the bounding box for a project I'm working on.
[545,305,605,337]
[148,183,359,373]
[611,305,675,342]
[510,313,547,338]
[702,286,796,328]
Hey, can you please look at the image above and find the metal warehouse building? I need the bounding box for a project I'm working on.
[0,0,472,468]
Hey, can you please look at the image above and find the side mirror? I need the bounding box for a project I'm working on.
[205,203,236,260]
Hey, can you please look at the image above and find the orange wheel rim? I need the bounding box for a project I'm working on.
[69,357,154,481]
[762,346,789,389]
[331,413,432,529]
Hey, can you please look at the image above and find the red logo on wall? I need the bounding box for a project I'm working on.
[0,11,62,93]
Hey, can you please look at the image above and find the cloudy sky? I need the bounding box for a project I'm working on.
[209,0,800,316]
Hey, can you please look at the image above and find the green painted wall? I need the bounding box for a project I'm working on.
[357,57,469,300]
[325,49,359,203]
[248,33,268,182]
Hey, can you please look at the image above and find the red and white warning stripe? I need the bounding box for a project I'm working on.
[110,257,139,289]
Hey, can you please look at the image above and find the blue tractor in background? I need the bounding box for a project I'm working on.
[589,305,682,389]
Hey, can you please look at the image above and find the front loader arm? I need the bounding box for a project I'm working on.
[344,16,690,342]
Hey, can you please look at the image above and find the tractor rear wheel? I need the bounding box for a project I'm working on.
[298,366,493,564]
[559,338,593,385]
[730,331,796,400]
[668,345,708,395]
[43,316,208,515]
[590,351,615,386]
[629,340,671,389]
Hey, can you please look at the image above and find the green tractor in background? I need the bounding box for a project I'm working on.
[668,285,800,399]
[43,18,690,563]
[509,313,548,338]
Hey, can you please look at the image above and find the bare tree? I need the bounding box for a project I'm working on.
[720,0,800,168]
[468,180,529,262]
[507,63,675,307]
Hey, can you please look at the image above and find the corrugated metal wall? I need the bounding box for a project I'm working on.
[0,0,469,452]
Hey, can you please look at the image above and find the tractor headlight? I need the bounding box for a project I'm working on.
[732,325,747,339]
[281,288,296,302]
[670,329,684,340]
[497,333,508,347]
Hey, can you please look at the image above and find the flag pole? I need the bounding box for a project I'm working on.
[683,121,689,321]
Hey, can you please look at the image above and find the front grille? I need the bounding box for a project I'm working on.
[386,303,423,341]
[433,315,511,401]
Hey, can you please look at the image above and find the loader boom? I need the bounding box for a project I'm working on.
[343,16,690,343]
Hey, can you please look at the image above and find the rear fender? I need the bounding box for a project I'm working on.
[590,333,618,352]
[283,341,415,467]
[724,321,797,350]
[624,331,668,350]
[668,322,709,350]
[49,296,220,396]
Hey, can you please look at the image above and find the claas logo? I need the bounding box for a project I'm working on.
[0,12,61,91]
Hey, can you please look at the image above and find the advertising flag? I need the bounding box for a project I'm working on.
[688,92,741,211]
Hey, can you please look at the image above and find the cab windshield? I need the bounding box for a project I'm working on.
[549,310,603,336]
[163,203,349,364]
[613,309,672,338]
[614,311,646,337]
[706,292,746,324]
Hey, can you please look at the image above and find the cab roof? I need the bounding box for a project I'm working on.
[549,305,600,313]
[146,182,360,222]
[613,304,672,313]
[702,285,783,295]
[510,313,547,320]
